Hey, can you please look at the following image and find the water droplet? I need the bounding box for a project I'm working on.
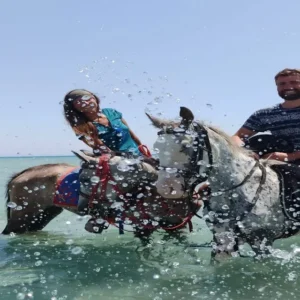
[157,136,166,143]
[35,260,42,266]
[153,97,162,104]
[232,193,239,198]
[211,191,223,197]
[122,183,128,187]
[110,202,124,209]
[287,271,297,281]
[153,148,160,154]
[137,193,144,199]
[222,205,229,210]
[90,176,100,184]
[108,180,117,185]
[124,218,132,225]
[95,218,106,225]
[17,293,26,300]
[165,167,178,174]
[117,162,130,172]
[197,160,206,166]
[71,246,83,255]
[7,202,17,208]
[153,274,160,279]
[93,226,101,233]
[173,127,185,133]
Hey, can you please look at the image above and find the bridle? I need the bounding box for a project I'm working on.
[157,122,214,193]
[78,154,195,232]
[156,122,267,219]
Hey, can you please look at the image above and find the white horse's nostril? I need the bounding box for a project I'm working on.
[169,186,175,194]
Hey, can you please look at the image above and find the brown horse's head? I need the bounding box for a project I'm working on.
[72,150,158,212]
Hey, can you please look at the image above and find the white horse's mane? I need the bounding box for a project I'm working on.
[150,117,286,167]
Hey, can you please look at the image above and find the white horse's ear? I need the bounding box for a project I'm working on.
[180,107,194,128]
[72,150,97,163]
[145,112,167,128]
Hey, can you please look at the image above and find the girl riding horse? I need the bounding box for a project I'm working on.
[63,89,152,232]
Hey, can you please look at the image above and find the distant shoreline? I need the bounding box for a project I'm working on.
[0,155,75,158]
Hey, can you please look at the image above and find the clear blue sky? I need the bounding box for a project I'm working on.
[1,0,300,156]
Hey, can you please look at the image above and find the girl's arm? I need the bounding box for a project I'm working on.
[121,118,142,146]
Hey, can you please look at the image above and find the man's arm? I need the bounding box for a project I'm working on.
[231,127,256,146]
[289,151,300,161]
[261,151,300,162]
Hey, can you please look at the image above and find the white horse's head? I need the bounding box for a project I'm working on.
[147,107,211,199]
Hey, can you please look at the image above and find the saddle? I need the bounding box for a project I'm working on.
[53,167,81,207]
[271,162,300,222]
[245,133,300,222]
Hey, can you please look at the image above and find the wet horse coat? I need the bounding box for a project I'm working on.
[147,106,300,261]
[2,152,196,236]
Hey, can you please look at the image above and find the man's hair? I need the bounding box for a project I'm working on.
[275,68,300,80]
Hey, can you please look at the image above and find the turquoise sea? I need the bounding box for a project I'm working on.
[0,156,300,300]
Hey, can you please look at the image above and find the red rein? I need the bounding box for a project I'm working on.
[88,155,194,233]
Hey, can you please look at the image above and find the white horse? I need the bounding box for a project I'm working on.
[147,107,300,261]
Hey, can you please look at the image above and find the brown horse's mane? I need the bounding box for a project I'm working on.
[7,163,71,184]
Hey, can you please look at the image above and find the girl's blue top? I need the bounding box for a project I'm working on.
[91,108,140,155]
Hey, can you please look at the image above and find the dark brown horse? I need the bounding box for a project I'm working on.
[2,151,197,238]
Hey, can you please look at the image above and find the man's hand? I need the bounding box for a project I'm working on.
[261,152,289,162]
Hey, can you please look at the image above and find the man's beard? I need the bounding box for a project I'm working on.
[279,89,300,101]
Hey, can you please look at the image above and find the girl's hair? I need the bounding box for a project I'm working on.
[63,89,102,149]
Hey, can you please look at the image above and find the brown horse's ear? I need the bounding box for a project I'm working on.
[180,107,194,128]
[145,112,167,129]
[72,150,98,163]
[80,149,96,157]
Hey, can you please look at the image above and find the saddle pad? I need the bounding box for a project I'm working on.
[271,163,300,222]
[53,167,81,207]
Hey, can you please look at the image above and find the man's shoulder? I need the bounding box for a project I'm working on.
[252,104,282,116]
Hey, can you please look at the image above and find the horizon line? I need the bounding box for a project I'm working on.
[0,155,75,158]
